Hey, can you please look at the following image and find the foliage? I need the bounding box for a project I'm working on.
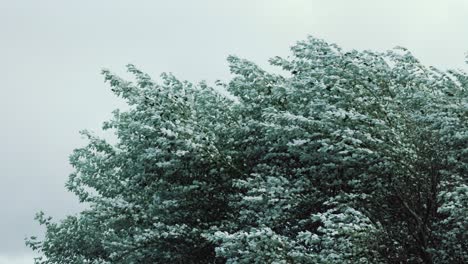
[27,37,467,263]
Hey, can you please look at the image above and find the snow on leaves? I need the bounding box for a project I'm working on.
[28,36,467,264]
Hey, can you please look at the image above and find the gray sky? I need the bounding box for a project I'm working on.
[0,1,467,263]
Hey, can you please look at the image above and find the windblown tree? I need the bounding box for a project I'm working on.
[27,37,467,264]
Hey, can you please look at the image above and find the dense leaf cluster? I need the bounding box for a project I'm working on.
[27,37,467,263]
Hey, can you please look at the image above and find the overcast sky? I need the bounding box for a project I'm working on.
[0,1,467,263]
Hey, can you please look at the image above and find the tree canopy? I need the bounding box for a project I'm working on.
[27,37,468,263]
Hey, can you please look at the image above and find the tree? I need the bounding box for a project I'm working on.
[27,37,467,263]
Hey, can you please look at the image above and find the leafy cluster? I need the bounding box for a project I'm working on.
[27,37,467,263]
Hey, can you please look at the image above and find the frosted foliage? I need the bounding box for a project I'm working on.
[431,185,468,263]
[27,37,467,263]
